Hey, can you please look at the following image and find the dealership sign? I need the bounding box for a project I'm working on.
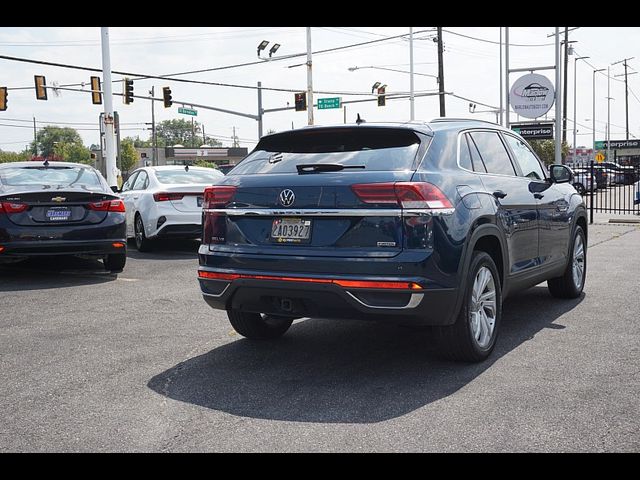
[595,139,640,150]
[509,73,555,119]
[511,122,554,140]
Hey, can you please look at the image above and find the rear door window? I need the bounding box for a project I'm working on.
[132,171,148,190]
[502,134,546,180]
[469,131,516,176]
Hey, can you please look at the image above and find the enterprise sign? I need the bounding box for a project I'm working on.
[595,140,640,150]
[511,123,554,140]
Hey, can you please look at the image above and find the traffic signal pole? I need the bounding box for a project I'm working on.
[100,27,118,190]
[306,27,314,126]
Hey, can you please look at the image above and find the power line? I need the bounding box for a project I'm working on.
[442,29,554,47]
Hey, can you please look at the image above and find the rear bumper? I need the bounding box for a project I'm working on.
[197,267,459,326]
[0,239,126,258]
[146,211,202,239]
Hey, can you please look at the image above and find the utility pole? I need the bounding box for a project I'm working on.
[562,27,569,144]
[573,56,589,153]
[306,27,314,126]
[437,27,445,117]
[232,127,239,148]
[257,81,263,139]
[32,116,37,156]
[499,27,503,126]
[607,66,612,162]
[100,27,118,190]
[613,57,636,140]
[505,27,510,128]
[555,27,562,165]
[409,27,415,121]
[593,68,605,156]
[149,86,156,166]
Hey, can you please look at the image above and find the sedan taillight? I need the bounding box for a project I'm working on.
[153,192,185,202]
[0,202,28,214]
[87,200,126,212]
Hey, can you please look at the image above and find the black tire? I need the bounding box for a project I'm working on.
[134,214,153,252]
[436,251,502,362]
[104,253,126,273]
[573,182,586,195]
[548,226,586,299]
[227,310,294,340]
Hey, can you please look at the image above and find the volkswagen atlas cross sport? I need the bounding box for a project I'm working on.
[0,161,127,272]
[197,120,588,362]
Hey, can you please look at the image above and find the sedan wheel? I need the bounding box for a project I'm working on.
[134,215,153,252]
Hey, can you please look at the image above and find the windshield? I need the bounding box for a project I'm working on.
[0,165,103,188]
[155,169,223,184]
[230,128,424,175]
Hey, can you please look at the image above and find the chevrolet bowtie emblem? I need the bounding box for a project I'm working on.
[51,196,66,203]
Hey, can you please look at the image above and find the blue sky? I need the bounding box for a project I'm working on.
[1,27,639,152]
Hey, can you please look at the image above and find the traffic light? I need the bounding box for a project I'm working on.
[90,76,102,105]
[162,86,172,108]
[123,78,134,104]
[295,92,307,112]
[377,85,386,107]
[0,87,7,111]
[34,75,48,100]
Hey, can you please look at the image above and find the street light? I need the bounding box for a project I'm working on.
[573,56,589,155]
[257,40,269,56]
[268,43,280,57]
[593,68,605,157]
[349,65,438,79]
[371,81,381,94]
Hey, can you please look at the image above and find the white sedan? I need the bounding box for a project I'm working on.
[119,165,224,251]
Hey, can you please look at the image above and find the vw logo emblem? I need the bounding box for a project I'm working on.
[279,189,295,207]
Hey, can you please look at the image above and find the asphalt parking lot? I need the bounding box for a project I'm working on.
[1,223,639,452]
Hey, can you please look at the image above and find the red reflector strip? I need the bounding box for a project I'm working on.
[0,246,5,253]
[112,242,125,248]
[197,271,422,290]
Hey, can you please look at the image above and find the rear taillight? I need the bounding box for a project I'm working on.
[351,182,453,209]
[88,200,126,212]
[203,186,237,208]
[0,202,28,214]
[201,186,237,244]
[153,192,185,202]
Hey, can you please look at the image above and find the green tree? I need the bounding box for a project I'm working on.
[130,135,152,148]
[529,139,570,166]
[194,160,219,169]
[0,150,31,163]
[53,142,92,165]
[31,126,83,158]
[156,119,222,148]
[119,138,139,174]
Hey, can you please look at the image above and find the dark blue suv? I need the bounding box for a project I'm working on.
[198,120,587,362]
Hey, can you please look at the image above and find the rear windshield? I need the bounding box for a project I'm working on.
[230,128,425,175]
[0,166,103,188]
[155,169,223,184]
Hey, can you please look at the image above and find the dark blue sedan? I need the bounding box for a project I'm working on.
[0,161,127,272]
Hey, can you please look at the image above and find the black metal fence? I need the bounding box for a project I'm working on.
[574,162,640,223]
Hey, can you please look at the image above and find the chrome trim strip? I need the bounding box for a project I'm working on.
[345,291,424,310]
[199,283,230,298]
[203,208,455,217]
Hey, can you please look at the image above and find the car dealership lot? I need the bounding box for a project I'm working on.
[1,225,639,452]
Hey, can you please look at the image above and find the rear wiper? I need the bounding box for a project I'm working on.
[296,163,365,174]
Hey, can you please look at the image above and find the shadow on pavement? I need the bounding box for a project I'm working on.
[0,255,116,292]
[125,238,200,260]
[148,285,583,424]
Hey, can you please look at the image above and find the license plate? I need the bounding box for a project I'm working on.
[271,218,312,243]
[197,196,203,207]
[46,208,71,221]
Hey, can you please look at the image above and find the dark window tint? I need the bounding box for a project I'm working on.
[503,134,545,180]
[459,135,473,171]
[155,168,223,184]
[231,128,425,175]
[469,131,516,176]
[466,134,487,172]
[0,165,103,188]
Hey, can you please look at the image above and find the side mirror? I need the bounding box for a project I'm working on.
[549,165,573,184]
